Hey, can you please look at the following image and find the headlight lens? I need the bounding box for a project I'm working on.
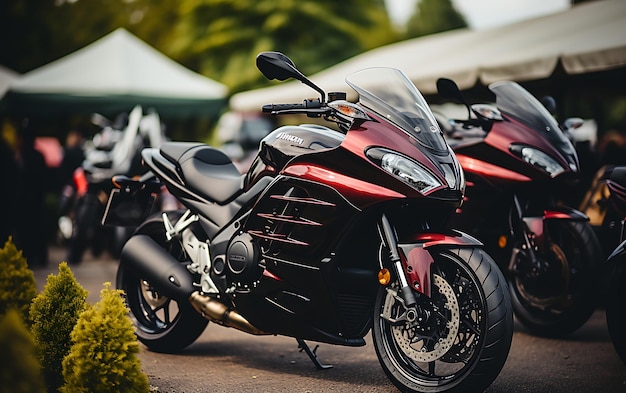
[512,145,565,177]
[380,152,442,194]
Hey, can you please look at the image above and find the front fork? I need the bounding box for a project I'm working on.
[379,214,417,308]
[377,214,482,325]
[508,194,542,273]
[507,194,589,273]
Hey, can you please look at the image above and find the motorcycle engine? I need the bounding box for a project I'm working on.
[226,232,262,289]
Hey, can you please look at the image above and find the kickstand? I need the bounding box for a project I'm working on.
[296,338,333,370]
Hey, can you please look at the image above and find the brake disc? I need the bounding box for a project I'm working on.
[515,242,570,308]
[384,274,460,363]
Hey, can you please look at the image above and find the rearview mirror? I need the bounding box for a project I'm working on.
[437,78,471,119]
[541,96,557,114]
[256,51,300,81]
[256,51,326,102]
[437,78,465,104]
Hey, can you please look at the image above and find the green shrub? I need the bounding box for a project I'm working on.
[61,282,150,393]
[0,309,46,393]
[30,262,89,392]
[0,237,38,323]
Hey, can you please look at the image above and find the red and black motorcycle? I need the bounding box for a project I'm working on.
[435,78,602,337]
[103,52,513,393]
[587,166,626,364]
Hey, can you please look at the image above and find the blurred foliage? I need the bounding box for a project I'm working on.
[30,262,89,393]
[165,0,397,93]
[1,0,397,94]
[0,310,46,393]
[404,0,467,39]
[0,237,38,324]
[61,282,149,393]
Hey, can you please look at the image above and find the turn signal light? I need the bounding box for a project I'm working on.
[498,235,507,249]
[378,268,391,285]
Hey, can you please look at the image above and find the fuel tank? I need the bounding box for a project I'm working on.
[244,124,344,189]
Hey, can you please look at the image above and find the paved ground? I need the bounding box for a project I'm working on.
[33,246,626,393]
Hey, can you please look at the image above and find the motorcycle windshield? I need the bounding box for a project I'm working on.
[346,68,449,153]
[490,81,575,154]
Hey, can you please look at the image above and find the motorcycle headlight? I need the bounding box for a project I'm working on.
[510,145,565,178]
[367,148,442,194]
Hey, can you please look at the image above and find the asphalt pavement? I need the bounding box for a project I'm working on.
[32,245,626,393]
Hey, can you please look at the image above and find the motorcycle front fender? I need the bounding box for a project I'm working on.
[397,230,483,296]
[543,207,589,221]
[521,207,589,249]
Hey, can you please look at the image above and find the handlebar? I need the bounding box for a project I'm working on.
[262,98,323,113]
[262,103,305,112]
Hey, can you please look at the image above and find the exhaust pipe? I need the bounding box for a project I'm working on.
[122,235,268,336]
[120,234,195,300]
[189,292,269,335]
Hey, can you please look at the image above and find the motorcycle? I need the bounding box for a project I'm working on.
[64,105,166,264]
[435,78,602,337]
[582,165,626,364]
[104,52,513,393]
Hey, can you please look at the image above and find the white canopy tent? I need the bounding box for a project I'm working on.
[230,0,626,112]
[0,65,19,97]
[5,28,228,117]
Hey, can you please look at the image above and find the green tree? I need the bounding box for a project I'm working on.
[0,237,38,323]
[30,262,89,393]
[1,0,396,90]
[151,0,397,92]
[404,0,467,39]
[0,310,46,393]
[0,0,160,73]
[61,283,149,393]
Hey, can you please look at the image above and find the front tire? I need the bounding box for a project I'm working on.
[117,218,208,353]
[509,220,601,337]
[373,247,513,393]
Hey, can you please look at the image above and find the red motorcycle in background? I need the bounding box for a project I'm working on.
[583,165,626,364]
[103,52,513,393]
[435,78,602,337]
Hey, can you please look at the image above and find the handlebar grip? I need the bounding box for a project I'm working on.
[262,103,305,113]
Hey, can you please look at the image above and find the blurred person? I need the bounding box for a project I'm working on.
[12,118,49,267]
[59,128,86,186]
[57,128,86,220]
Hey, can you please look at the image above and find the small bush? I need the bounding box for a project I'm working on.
[61,282,150,393]
[0,237,38,323]
[30,262,89,392]
[0,309,46,393]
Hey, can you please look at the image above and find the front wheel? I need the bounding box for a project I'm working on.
[509,220,601,337]
[373,247,513,393]
[606,262,626,365]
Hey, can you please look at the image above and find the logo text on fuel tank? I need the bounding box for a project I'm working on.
[276,132,304,145]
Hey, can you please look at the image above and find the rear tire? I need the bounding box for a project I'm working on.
[116,218,208,353]
[372,247,513,393]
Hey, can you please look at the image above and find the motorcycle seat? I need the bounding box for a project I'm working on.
[160,142,244,204]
